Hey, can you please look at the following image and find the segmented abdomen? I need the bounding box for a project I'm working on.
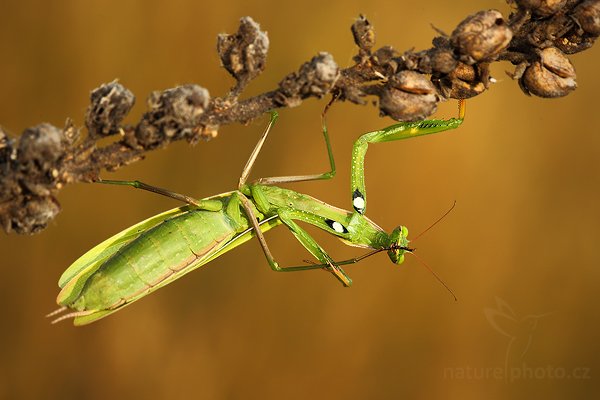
[73,209,238,311]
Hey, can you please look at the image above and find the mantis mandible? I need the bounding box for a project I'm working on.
[49,99,466,325]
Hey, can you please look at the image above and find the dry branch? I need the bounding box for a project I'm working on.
[1,0,599,234]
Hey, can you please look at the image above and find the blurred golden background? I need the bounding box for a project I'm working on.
[1,1,599,399]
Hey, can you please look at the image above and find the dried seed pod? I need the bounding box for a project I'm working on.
[451,10,513,64]
[217,16,269,83]
[378,71,438,121]
[0,126,7,148]
[432,35,452,49]
[402,47,457,75]
[85,81,135,137]
[372,46,396,64]
[4,196,61,234]
[371,46,398,74]
[428,48,458,74]
[0,127,12,165]
[165,86,210,123]
[17,123,65,175]
[540,46,576,78]
[3,123,66,234]
[351,14,376,52]
[136,85,210,149]
[514,0,567,17]
[277,52,339,107]
[554,31,595,53]
[436,63,487,99]
[520,47,577,97]
[572,0,600,36]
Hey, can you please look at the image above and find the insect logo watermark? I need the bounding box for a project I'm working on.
[484,296,551,376]
[443,297,591,382]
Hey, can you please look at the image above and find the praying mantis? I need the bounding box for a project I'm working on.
[49,99,466,325]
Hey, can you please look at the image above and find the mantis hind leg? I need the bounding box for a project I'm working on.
[96,179,222,210]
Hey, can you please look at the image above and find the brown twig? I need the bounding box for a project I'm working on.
[1,0,599,234]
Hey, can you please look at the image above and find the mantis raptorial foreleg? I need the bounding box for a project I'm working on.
[236,192,352,286]
[276,208,352,287]
[350,100,466,215]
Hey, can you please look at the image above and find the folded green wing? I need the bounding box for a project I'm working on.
[59,191,234,292]
[71,215,283,325]
[59,204,194,288]
[57,205,199,307]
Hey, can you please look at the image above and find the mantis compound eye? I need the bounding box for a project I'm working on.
[387,226,409,264]
[387,250,406,265]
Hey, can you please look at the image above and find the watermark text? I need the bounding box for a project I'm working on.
[443,364,591,382]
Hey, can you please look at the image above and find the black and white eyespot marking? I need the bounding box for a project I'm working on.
[352,188,366,214]
[325,219,348,234]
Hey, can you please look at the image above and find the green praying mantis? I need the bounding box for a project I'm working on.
[49,99,466,325]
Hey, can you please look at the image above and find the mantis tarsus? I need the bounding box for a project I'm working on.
[49,99,466,325]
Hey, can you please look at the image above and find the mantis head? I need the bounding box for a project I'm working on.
[387,225,411,265]
[386,222,457,301]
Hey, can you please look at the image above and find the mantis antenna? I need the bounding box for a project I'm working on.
[412,201,457,242]
[407,250,458,301]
